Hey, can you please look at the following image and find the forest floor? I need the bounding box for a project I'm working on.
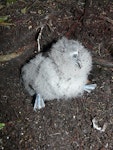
[0,0,113,149]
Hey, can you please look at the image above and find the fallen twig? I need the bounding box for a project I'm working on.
[0,22,15,26]
[92,117,107,132]
[37,26,44,52]
[93,58,113,68]
[104,17,113,25]
[36,15,50,52]
[100,15,113,25]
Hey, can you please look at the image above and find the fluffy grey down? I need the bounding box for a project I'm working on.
[21,37,96,110]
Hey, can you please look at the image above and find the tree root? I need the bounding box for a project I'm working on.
[0,42,36,62]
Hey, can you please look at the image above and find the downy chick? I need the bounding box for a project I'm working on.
[21,37,96,110]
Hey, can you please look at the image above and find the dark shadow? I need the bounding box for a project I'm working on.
[41,39,57,57]
[31,94,36,107]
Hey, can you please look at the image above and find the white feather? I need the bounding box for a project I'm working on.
[21,37,95,109]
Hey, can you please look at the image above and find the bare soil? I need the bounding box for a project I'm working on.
[0,0,113,150]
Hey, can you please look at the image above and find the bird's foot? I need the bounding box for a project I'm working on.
[33,94,45,111]
[84,84,97,93]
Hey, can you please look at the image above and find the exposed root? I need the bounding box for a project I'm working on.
[0,42,35,62]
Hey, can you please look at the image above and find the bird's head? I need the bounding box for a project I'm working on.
[55,37,83,58]
[51,37,84,68]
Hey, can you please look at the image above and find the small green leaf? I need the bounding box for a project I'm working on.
[7,0,17,4]
[0,123,5,130]
[0,16,9,23]
[21,7,27,14]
